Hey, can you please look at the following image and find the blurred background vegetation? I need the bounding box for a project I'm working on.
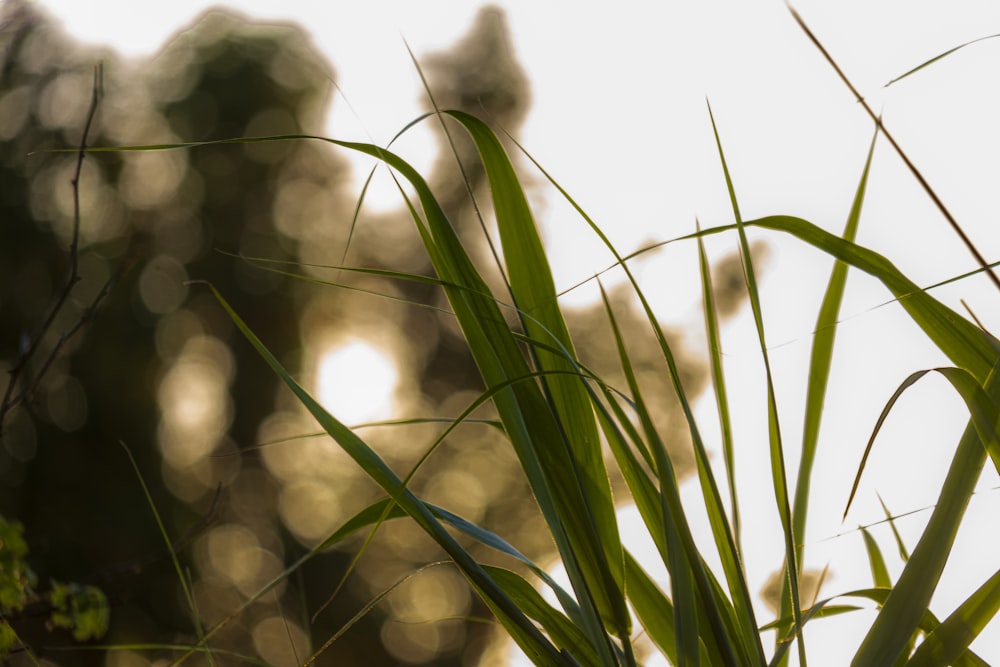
[0,2,752,664]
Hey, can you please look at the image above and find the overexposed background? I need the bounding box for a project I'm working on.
[32,0,1000,663]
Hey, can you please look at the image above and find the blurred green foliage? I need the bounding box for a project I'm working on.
[0,514,108,660]
[49,580,111,642]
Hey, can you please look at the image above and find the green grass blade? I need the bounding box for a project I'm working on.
[851,362,1000,666]
[738,216,999,381]
[692,232,769,664]
[444,109,630,641]
[860,527,892,589]
[877,495,912,562]
[843,370,932,520]
[623,550,678,662]
[706,101,806,664]
[793,125,879,561]
[843,362,1000,665]
[323,493,594,630]
[624,551,719,666]
[696,225,741,547]
[906,567,1000,667]
[510,113,765,666]
[597,287,700,664]
[846,367,1000,519]
[600,286,758,666]
[885,34,1000,87]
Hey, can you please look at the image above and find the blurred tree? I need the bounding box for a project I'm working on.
[0,2,755,665]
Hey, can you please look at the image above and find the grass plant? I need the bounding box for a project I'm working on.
[66,17,1000,667]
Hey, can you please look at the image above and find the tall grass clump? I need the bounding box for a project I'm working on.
[88,26,1000,667]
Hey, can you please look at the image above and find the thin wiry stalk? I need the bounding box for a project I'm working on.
[787,4,1000,293]
[0,65,119,432]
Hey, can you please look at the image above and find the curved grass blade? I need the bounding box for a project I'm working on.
[834,360,1000,665]
[696,225,741,548]
[844,367,1000,520]
[559,228,1000,332]
[885,34,1000,87]
[851,364,1000,666]
[736,216,999,381]
[207,285,575,667]
[322,495,589,624]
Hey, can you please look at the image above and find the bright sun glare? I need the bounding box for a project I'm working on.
[315,339,398,425]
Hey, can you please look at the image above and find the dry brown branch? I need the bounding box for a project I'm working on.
[0,64,123,434]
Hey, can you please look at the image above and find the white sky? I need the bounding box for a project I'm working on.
[33,0,1000,663]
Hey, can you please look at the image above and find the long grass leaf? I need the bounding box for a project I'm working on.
[598,287,701,665]
[696,225,741,547]
[730,216,1000,381]
[444,109,630,641]
[794,125,878,559]
[706,102,806,664]
[509,116,767,666]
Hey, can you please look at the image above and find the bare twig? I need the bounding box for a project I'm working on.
[0,64,114,433]
[787,4,1000,293]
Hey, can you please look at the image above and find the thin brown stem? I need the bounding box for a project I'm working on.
[0,64,105,433]
[787,4,1000,293]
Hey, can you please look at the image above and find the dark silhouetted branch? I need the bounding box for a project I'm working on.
[0,64,122,434]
